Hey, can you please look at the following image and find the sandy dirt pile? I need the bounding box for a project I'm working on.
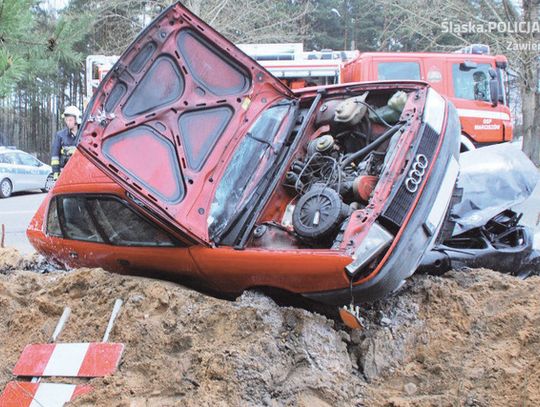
[0,247,539,406]
[363,270,540,406]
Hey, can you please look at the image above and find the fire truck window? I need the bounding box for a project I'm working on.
[87,197,175,247]
[452,63,492,102]
[46,198,62,237]
[378,62,421,80]
[60,196,104,243]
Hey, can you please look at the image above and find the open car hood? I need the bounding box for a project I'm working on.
[78,2,293,244]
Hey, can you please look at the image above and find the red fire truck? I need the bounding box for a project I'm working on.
[340,45,512,150]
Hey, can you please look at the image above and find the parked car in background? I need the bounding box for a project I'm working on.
[0,147,53,198]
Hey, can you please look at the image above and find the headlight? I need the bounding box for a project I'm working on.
[423,88,446,134]
[345,222,393,277]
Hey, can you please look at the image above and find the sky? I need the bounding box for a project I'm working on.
[40,0,69,11]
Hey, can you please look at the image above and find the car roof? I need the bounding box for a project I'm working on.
[0,147,25,154]
[0,148,45,162]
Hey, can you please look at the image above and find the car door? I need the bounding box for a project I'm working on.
[43,193,201,280]
[16,152,45,189]
[77,2,294,245]
[0,152,13,182]
[448,61,506,144]
[3,152,27,191]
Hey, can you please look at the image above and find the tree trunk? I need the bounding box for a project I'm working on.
[521,0,540,166]
[529,82,540,166]
[521,85,540,169]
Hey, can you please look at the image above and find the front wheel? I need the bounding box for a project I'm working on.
[0,178,12,198]
[460,134,476,152]
[42,174,55,193]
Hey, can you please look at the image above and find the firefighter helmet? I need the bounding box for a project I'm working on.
[62,105,82,124]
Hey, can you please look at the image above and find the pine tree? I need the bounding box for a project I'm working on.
[0,0,35,96]
[0,0,88,97]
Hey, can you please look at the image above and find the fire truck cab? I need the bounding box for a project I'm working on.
[340,45,512,150]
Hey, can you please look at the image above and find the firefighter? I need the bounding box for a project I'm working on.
[51,105,81,180]
[473,71,489,102]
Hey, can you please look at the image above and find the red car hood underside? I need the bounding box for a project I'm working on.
[78,2,292,244]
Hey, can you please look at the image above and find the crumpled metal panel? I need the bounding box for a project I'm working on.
[452,143,539,235]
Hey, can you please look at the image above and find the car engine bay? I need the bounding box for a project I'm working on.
[251,89,414,251]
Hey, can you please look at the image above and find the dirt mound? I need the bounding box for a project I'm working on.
[364,270,540,406]
[0,248,539,406]
[0,250,364,406]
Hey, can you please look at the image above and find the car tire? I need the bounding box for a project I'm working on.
[460,134,476,152]
[0,178,12,198]
[42,174,55,193]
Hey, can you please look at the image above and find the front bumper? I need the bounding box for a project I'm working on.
[303,115,461,305]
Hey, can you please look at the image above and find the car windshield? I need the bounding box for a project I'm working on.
[208,100,295,240]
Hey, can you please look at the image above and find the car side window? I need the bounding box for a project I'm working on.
[0,154,9,164]
[47,194,177,247]
[46,198,63,237]
[18,153,40,166]
[378,62,421,80]
[86,197,175,246]
[60,196,104,243]
[4,153,19,164]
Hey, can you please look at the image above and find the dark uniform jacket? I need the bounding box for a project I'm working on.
[51,128,78,175]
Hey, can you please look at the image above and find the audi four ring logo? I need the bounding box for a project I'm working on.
[405,154,429,193]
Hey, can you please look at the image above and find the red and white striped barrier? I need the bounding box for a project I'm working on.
[0,382,91,407]
[1,301,124,406]
[13,343,124,377]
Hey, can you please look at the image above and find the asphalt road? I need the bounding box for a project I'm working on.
[0,171,539,255]
[0,191,46,254]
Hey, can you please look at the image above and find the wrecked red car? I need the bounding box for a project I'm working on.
[27,2,462,306]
